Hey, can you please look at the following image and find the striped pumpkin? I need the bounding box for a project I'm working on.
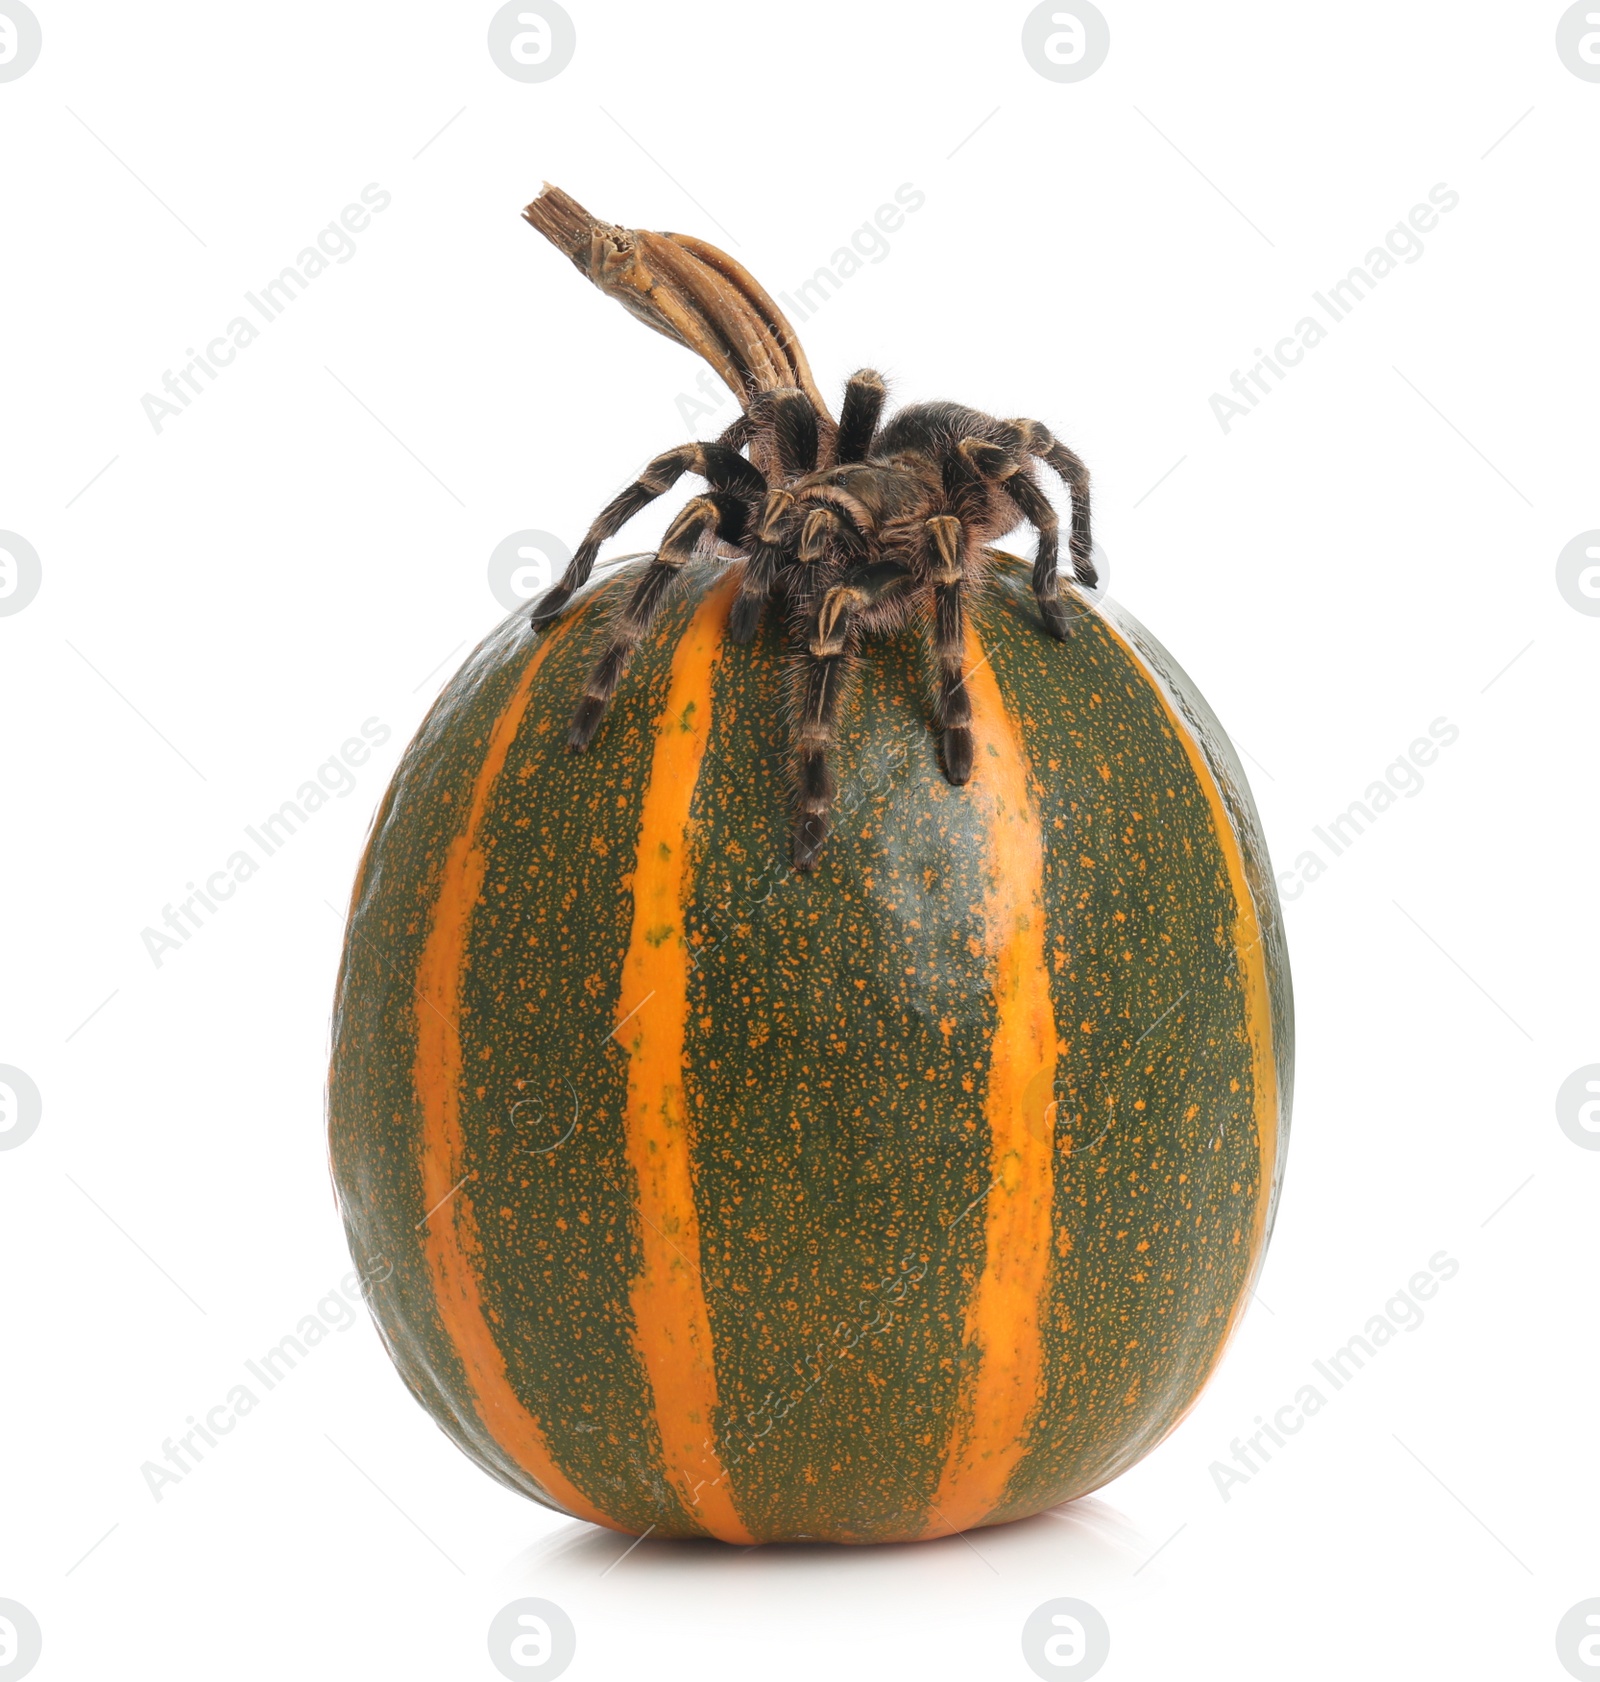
[327,551,1292,1544]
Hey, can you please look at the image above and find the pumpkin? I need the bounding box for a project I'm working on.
[325,192,1292,1546]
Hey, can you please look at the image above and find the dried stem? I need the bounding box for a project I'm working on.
[523,184,834,428]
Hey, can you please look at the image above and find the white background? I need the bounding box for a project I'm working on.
[2,2,1597,1678]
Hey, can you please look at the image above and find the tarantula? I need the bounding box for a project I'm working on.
[522,188,1094,871]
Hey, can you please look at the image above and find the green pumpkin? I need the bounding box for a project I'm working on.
[327,548,1292,1545]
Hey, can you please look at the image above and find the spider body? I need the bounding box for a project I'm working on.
[533,377,1095,871]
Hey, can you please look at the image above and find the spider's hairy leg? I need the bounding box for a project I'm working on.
[716,413,752,451]
[568,492,746,749]
[927,441,1000,779]
[1008,418,1095,589]
[793,499,870,576]
[1001,469,1074,641]
[952,432,1071,641]
[955,434,1020,484]
[923,514,977,786]
[789,502,871,620]
[531,441,763,626]
[939,429,993,524]
[835,369,887,464]
[799,507,839,565]
[792,557,913,872]
[728,488,794,644]
[749,388,820,480]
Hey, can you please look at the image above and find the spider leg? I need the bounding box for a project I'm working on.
[748,388,820,480]
[923,514,977,786]
[792,556,914,872]
[952,436,1072,641]
[1007,418,1095,590]
[716,413,751,451]
[1000,469,1074,641]
[835,369,887,464]
[568,491,747,749]
[532,441,763,626]
[736,487,871,649]
[728,488,794,643]
[796,495,872,569]
[799,506,842,567]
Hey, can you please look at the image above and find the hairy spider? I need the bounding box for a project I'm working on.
[522,187,1095,871]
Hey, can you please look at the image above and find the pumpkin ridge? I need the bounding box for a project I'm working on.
[411,614,621,1531]
[1091,606,1280,1417]
[613,573,755,1544]
[925,622,1058,1535]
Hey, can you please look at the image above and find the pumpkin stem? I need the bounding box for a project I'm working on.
[523,184,834,424]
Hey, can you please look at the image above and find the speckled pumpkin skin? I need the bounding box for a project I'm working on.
[327,553,1292,1544]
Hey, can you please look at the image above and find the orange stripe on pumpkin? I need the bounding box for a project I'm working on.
[412,618,622,1531]
[926,624,1059,1536]
[613,574,754,1544]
